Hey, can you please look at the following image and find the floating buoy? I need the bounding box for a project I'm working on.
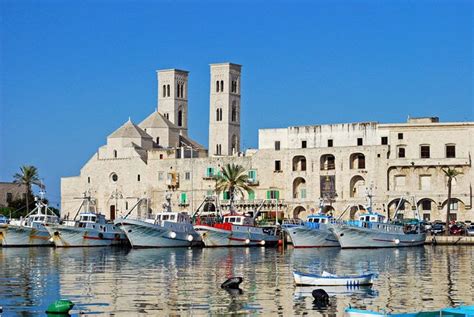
[312,289,329,307]
[187,234,194,242]
[46,299,74,314]
[221,277,243,289]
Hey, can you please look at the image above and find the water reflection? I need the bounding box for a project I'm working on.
[0,246,473,316]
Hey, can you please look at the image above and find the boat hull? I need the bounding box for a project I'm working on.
[194,225,279,247]
[45,225,126,247]
[284,226,340,248]
[0,224,52,246]
[293,271,374,286]
[117,219,202,248]
[331,224,426,249]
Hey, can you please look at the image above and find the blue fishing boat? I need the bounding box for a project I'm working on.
[345,305,474,316]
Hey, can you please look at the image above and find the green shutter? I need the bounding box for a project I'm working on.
[266,191,270,199]
[223,191,230,200]
[180,192,187,204]
[248,191,255,201]
[248,170,256,181]
[275,191,280,199]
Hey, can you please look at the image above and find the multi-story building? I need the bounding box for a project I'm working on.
[61,63,474,222]
[0,182,27,208]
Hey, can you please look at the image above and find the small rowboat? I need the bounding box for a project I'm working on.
[293,271,375,286]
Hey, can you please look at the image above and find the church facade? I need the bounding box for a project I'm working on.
[61,63,474,222]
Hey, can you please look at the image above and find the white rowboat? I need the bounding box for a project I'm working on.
[293,271,375,286]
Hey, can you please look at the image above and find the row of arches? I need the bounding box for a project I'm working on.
[291,175,367,200]
[215,102,239,123]
[292,153,366,172]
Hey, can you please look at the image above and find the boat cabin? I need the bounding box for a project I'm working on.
[156,212,190,224]
[29,215,59,225]
[223,215,254,226]
[307,214,333,224]
[359,213,385,223]
[78,213,107,225]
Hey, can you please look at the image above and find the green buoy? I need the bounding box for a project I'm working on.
[45,299,74,314]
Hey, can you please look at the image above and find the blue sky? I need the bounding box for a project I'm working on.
[0,0,472,206]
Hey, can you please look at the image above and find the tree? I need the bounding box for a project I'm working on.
[215,163,253,214]
[443,167,462,236]
[13,165,41,214]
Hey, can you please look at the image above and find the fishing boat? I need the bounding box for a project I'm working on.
[345,305,474,317]
[194,214,280,247]
[293,271,375,286]
[330,194,426,249]
[45,193,126,247]
[114,194,202,248]
[0,190,59,246]
[284,199,340,248]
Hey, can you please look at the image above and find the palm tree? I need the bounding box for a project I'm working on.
[215,163,253,214]
[13,165,41,214]
[442,167,462,236]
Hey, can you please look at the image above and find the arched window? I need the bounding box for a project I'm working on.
[216,80,220,92]
[178,109,183,127]
[350,153,366,169]
[177,84,180,98]
[231,135,239,154]
[162,85,166,97]
[113,150,117,158]
[292,156,307,171]
[292,177,307,199]
[320,154,335,170]
[216,108,223,121]
[167,84,170,97]
[156,137,160,145]
[220,80,224,92]
[231,104,237,122]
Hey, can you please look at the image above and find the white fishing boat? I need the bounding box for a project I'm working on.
[330,193,426,249]
[0,191,59,247]
[284,199,340,248]
[194,214,280,247]
[293,271,375,286]
[114,194,202,248]
[45,193,126,247]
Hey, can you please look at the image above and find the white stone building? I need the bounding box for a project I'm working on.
[61,63,474,222]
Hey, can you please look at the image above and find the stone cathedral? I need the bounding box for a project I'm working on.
[61,62,474,223]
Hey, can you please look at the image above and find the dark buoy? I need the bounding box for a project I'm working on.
[312,289,329,308]
[221,277,243,289]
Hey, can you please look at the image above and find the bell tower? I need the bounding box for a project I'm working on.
[208,63,241,156]
[157,69,188,135]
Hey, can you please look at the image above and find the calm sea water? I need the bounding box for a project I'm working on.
[0,246,473,316]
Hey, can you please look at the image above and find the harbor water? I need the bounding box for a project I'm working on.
[0,246,473,316]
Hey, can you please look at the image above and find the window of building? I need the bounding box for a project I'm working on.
[266,190,280,199]
[158,172,164,181]
[216,144,222,155]
[248,170,257,182]
[357,138,363,146]
[111,173,118,182]
[180,193,187,204]
[177,84,180,98]
[162,85,166,97]
[216,80,220,92]
[446,145,456,158]
[6,193,12,203]
[420,145,430,158]
[301,141,307,148]
[159,154,164,160]
[422,200,431,211]
[125,201,129,210]
[185,172,191,180]
[274,141,280,151]
[450,201,458,211]
[216,108,222,121]
[220,80,224,92]
[156,137,160,145]
[398,133,403,140]
[274,160,281,171]
[398,146,406,158]
[381,137,388,145]
[113,150,117,158]
[137,174,141,182]
[87,177,90,184]
[178,110,183,127]
[449,213,457,221]
[223,191,230,200]
[328,139,333,147]
[300,188,307,199]
[423,214,431,221]
[206,167,214,178]
[231,103,237,122]
[167,84,170,97]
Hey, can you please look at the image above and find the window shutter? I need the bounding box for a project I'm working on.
[275,191,280,199]
[248,191,255,200]
[266,191,270,199]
